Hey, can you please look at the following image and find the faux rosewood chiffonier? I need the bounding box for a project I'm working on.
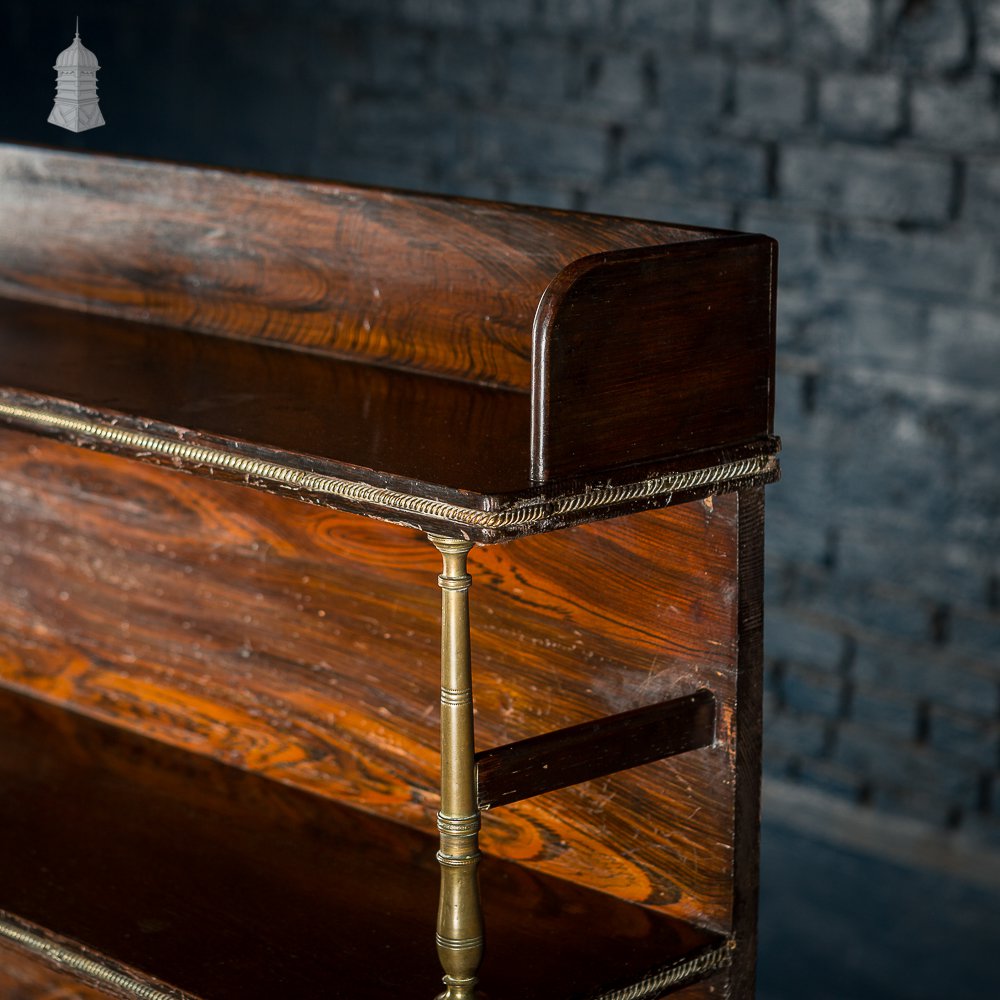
[0,144,778,1000]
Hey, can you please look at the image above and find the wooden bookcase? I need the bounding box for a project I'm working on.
[0,144,778,1000]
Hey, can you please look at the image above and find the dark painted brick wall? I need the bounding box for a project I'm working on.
[3,0,999,844]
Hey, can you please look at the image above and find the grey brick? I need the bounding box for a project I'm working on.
[837,519,992,611]
[818,73,903,140]
[961,814,1000,848]
[927,306,1000,393]
[476,114,608,181]
[850,684,919,740]
[431,31,497,102]
[980,0,1000,70]
[620,0,698,42]
[835,721,980,801]
[796,289,928,372]
[824,223,990,298]
[505,38,570,104]
[795,757,867,801]
[870,785,964,824]
[963,157,1000,229]
[709,0,787,54]
[884,0,970,72]
[733,65,809,133]
[370,29,428,95]
[911,76,1000,149]
[780,144,952,225]
[766,505,834,572]
[329,100,461,164]
[740,208,823,286]
[820,385,960,522]
[584,49,647,110]
[767,608,848,672]
[950,610,1000,660]
[624,130,768,198]
[541,0,615,28]
[930,706,1000,765]
[853,641,999,717]
[781,663,846,717]
[792,0,875,61]
[793,572,934,644]
[504,181,576,210]
[765,707,830,757]
[657,56,729,123]
[586,182,735,228]
[397,0,467,26]
[399,0,538,28]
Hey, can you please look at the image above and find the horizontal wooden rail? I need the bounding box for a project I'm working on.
[476,689,717,810]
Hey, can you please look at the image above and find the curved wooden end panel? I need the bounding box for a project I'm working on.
[530,234,778,482]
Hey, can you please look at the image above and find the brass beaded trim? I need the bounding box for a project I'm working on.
[0,913,195,1000]
[590,941,734,1000]
[0,397,774,532]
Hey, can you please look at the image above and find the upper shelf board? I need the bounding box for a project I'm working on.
[0,144,778,542]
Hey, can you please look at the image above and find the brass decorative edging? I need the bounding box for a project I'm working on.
[0,913,195,1000]
[590,941,734,1000]
[0,397,774,532]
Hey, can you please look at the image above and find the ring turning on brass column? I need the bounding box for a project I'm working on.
[429,534,484,1000]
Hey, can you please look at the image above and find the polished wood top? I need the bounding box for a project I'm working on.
[0,144,779,540]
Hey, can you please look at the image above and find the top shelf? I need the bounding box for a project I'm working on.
[0,144,778,542]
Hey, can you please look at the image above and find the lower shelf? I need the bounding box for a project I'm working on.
[0,686,726,999]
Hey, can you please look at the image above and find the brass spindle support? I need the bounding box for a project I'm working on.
[428,534,484,1000]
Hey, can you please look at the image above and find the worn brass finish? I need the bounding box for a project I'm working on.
[429,534,484,1000]
[0,911,194,1000]
[0,393,776,533]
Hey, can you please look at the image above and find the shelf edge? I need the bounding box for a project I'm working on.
[0,911,202,1000]
[0,389,777,541]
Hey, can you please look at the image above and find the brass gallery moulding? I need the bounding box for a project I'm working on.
[0,911,197,1000]
[0,395,776,533]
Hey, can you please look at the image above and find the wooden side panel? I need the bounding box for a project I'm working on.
[532,237,776,480]
[667,973,729,998]
[0,942,115,1000]
[0,144,714,390]
[0,430,739,931]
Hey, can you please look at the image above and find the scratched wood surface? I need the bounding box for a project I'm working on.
[0,144,716,391]
[0,943,115,1000]
[0,430,739,932]
[0,687,718,1000]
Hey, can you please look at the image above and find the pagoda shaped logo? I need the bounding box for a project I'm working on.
[48,18,105,133]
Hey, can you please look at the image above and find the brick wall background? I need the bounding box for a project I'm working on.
[4,0,999,849]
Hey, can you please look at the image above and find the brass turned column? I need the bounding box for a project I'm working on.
[428,534,484,1000]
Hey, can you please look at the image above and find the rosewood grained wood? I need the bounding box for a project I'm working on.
[0,685,720,1000]
[532,236,776,481]
[0,143,777,998]
[0,143,714,390]
[0,431,741,931]
[0,939,117,1000]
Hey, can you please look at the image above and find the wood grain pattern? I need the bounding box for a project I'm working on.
[0,430,739,932]
[0,942,116,1000]
[532,237,776,481]
[0,686,719,1000]
[0,144,717,391]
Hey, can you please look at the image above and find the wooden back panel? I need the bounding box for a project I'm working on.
[0,144,711,390]
[0,431,740,932]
